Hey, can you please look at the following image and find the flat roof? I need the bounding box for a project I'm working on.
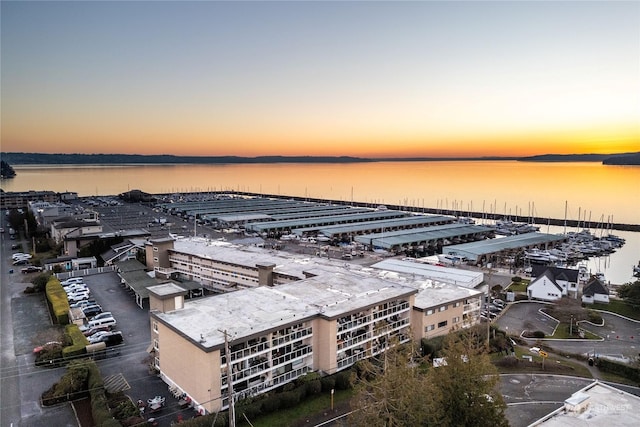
[443,232,567,260]
[153,270,417,350]
[370,258,484,289]
[148,282,188,297]
[531,381,640,426]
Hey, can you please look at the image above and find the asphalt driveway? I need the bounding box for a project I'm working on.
[495,301,558,337]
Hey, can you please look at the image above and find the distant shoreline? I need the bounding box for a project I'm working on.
[2,152,639,165]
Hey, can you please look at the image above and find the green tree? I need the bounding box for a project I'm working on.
[425,331,508,427]
[617,280,640,309]
[349,341,433,427]
[349,331,508,427]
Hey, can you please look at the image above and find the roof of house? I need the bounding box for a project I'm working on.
[528,270,563,293]
[583,277,610,297]
[531,265,579,282]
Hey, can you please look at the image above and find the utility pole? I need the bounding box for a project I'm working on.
[220,329,236,427]
[486,263,492,346]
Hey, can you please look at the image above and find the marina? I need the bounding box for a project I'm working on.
[2,161,639,285]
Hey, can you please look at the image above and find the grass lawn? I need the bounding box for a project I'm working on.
[493,346,593,378]
[251,389,354,427]
[506,282,528,292]
[549,324,601,340]
[592,299,640,321]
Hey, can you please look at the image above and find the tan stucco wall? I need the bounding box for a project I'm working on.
[155,321,222,412]
[413,301,467,341]
[313,318,338,374]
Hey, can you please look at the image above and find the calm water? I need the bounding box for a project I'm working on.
[2,161,639,284]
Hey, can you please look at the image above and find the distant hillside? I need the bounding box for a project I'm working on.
[520,154,611,162]
[520,152,640,165]
[602,152,640,165]
[1,152,638,165]
[0,153,372,165]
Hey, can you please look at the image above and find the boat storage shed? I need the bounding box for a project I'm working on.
[443,232,567,265]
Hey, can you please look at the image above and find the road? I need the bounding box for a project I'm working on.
[496,301,640,360]
[1,216,21,427]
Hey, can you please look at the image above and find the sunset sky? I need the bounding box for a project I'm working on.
[1,1,638,158]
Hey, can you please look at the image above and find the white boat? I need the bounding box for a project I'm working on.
[524,248,559,264]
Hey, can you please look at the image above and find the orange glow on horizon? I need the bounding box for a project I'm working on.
[2,121,638,158]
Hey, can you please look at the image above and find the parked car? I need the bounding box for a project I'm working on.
[492,299,505,308]
[61,278,84,286]
[21,266,43,274]
[11,244,20,250]
[88,331,112,344]
[96,331,123,347]
[87,316,117,330]
[33,341,62,354]
[82,305,103,318]
[12,253,31,260]
[64,285,89,294]
[91,312,113,321]
[70,299,97,309]
[12,259,30,266]
[82,325,112,337]
[68,293,91,303]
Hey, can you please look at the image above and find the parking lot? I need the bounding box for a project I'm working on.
[80,272,201,425]
[4,260,201,426]
[496,301,559,337]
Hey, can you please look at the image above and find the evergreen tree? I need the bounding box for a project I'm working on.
[1,160,16,178]
[349,331,508,427]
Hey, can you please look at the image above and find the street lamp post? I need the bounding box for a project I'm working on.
[570,315,574,336]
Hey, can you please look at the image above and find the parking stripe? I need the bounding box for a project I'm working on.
[103,373,130,393]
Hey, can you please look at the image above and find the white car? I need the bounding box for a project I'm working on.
[67,292,91,302]
[12,253,32,260]
[64,285,89,293]
[91,312,113,321]
[88,331,111,343]
[61,278,84,286]
[70,300,97,309]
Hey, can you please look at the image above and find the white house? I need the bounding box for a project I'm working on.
[530,265,580,298]
[581,277,610,304]
[527,270,564,301]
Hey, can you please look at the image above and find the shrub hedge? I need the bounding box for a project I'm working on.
[41,361,90,406]
[180,368,356,427]
[62,324,89,360]
[45,277,69,325]
[597,358,640,385]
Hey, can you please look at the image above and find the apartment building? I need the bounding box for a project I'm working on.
[148,273,416,414]
[145,237,483,414]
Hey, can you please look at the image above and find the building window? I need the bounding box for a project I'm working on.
[453,316,460,324]
[426,309,433,316]
[454,302,460,307]
[153,246,158,252]
[153,321,158,332]
[439,306,447,312]
[154,357,160,369]
[154,339,159,350]
[426,324,435,332]
[438,320,448,328]
[154,257,159,263]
